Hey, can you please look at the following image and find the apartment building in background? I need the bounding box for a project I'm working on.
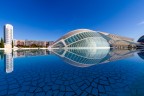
[13,39,54,48]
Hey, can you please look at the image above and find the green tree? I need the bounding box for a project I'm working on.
[31,44,37,48]
[12,40,14,48]
[0,39,1,48]
[1,38,4,48]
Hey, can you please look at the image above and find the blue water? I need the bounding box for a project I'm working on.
[0,49,144,96]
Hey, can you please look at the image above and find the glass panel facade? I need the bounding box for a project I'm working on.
[52,30,110,48]
[63,32,105,46]
[68,37,109,48]
[53,42,65,48]
[61,49,109,64]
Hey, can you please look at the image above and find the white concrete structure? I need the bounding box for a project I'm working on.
[4,24,13,48]
[52,29,110,49]
[52,29,136,49]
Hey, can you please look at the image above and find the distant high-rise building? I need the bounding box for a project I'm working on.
[4,24,13,48]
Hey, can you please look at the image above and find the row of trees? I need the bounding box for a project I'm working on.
[16,44,46,48]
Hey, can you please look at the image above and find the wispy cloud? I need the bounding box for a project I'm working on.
[138,21,144,25]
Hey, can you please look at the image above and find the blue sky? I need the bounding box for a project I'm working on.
[0,0,144,41]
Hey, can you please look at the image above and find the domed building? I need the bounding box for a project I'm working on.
[51,29,136,49]
[138,35,144,44]
[52,29,110,48]
[137,35,144,48]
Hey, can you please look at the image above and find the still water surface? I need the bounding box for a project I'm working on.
[0,49,144,96]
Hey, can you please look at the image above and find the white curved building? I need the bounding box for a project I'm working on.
[52,29,136,49]
[52,29,110,49]
[4,24,13,48]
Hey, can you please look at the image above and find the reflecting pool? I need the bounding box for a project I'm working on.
[0,49,144,96]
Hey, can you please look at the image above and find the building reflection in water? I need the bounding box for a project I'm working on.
[13,49,50,58]
[3,49,50,73]
[52,48,136,67]
[4,49,13,73]
[1,49,140,73]
[137,49,144,60]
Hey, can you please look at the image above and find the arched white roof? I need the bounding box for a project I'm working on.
[55,29,96,43]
